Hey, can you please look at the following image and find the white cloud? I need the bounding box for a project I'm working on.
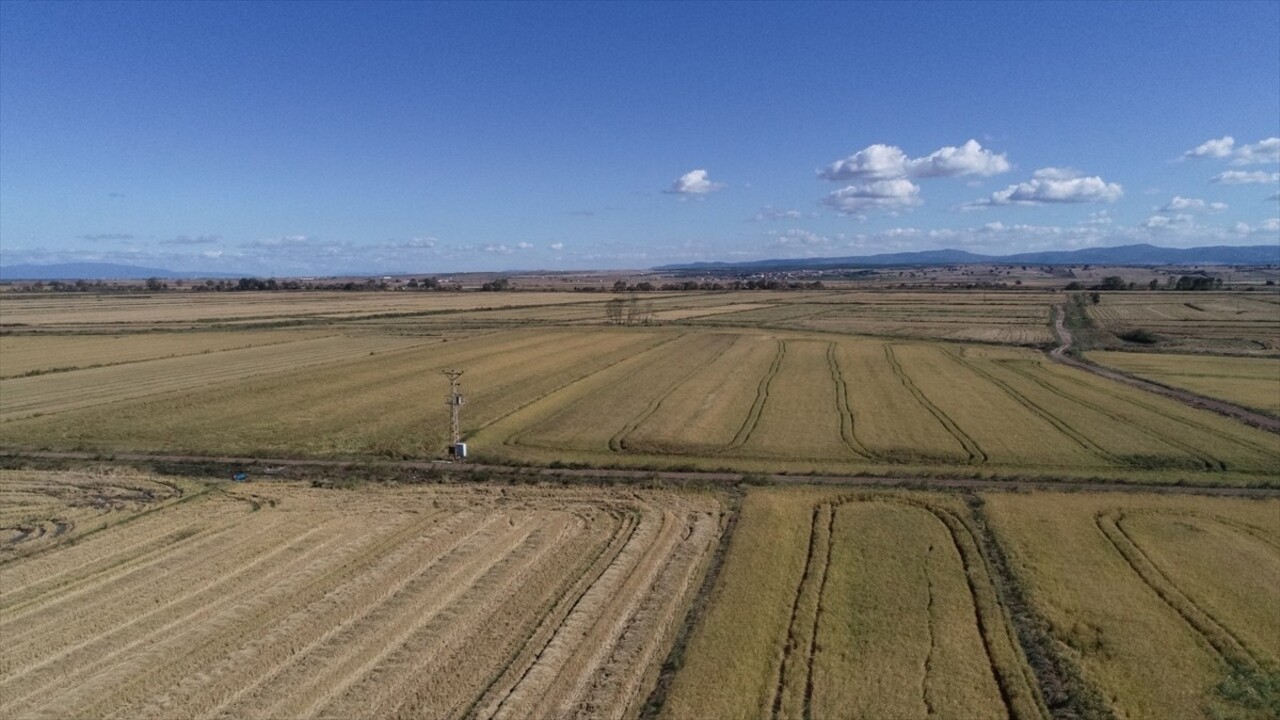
[749,205,805,222]
[1162,196,1227,212]
[822,179,922,214]
[818,139,1009,182]
[665,169,724,195]
[1212,170,1280,185]
[1262,218,1280,232]
[1184,136,1235,159]
[481,243,514,254]
[1031,167,1081,180]
[516,242,534,250]
[1231,137,1280,165]
[771,228,832,247]
[549,242,564,251]
[1082,210,1113,226]
[1144,214,1195,230]
[1185,136,1280,165]
[965,171,1123,208]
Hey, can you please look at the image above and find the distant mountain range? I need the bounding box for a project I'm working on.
[656,243,1280,272]
[0,262,240,281]
[2,243,1277,281]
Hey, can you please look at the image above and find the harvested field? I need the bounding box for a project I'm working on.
[0,470,721,719]
[1086,292,1280,354]
[5,325,1278,482]
[663,487,1043,720]
[0,329,332,378]
[1087,351,1280,415]
[0,291,603,328]
[983,492,1280,720]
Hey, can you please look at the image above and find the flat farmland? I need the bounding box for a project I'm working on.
[688,292,1058,346]
[4,324,1277,481]
[1086,292,1280,354]
[664,487,1280,720]
[984,492,1280,720]
[662,488,1043,720]
[0,291,609,329]
[1087,350,1280,415]
[0,469,721,719]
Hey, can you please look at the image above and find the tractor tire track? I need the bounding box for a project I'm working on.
[1095,510,1261,670]
[941,349,1121,467]
[999,362,1221,471]
[825,343,875,461]
[609,335,736,452]
[883,345,988,464]
[769,502,827,720]
[724,339,785,452]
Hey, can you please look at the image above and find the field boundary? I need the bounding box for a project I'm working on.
[1049,306,1280,434]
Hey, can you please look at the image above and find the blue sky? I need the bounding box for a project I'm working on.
[1,1,1277,275]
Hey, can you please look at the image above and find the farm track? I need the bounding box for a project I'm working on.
[5,448,1279,497]
[883,345,988,464]
[1050,306,1280,434]
[997,362,1223,471]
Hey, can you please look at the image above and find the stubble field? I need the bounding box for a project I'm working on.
[0,468,720,720]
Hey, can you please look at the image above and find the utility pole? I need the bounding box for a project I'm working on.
[443,369,464,453]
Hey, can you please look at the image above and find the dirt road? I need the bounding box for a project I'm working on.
[1048,306,1280,434]
[3,449,1277,497]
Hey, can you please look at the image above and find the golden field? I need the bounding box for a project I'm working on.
[2,291,1276,483]
[665,486,1280,720]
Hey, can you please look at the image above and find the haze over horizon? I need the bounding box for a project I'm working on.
[1,1,1278,276]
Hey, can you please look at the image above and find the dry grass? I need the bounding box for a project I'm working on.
[0,470,721,719]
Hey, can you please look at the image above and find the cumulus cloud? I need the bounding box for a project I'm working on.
[1233,138,1280,165]
[1081,210,1113,226]
[78,233,135,241]
[1144,214,1195,230]
[161,234,222,245]
[550,242,564,251]
[516,242,533,249]
[964,171,1123,208]
[1185,136,1280,165]
[1212,170,1280,185]
[1031,167,1081,180]
[1161,196,1226,213]
[1184,136,1236,159]
[822,179,922,214]
[665,169,724,195]
[749,205,805,222]
[818,139,1009,182]
[481,243,514,254]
